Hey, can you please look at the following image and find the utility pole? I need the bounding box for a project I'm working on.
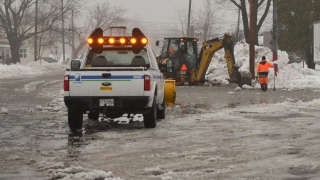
[249,0,255,79]
[236,7,240,42]
[61,0,65,62]
[187,0,192,37]
[34,0,38,61]
[71,10,74,59]
[273,0,278,74]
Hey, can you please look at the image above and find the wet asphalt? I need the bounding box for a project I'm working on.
[1,70,320,179]
[175,84,320,110]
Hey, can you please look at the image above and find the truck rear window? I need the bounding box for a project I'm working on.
[86,49,149,67]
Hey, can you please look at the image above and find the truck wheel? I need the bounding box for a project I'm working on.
[88,112,99,120]
[68,108,83,130]
[157,94,166,119]
[144,98,157,128]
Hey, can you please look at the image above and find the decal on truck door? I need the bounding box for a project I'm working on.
[73,73,82,84]
[75,73,81,81]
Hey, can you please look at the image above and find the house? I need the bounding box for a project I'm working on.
[0,37,55,65]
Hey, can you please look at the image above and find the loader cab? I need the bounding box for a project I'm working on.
[157,37,198,78]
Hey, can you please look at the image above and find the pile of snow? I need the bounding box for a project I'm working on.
[206,43,320,90]
[34,93,65,113]
[0,107,8,114]
[0,61,69,79]
[37,161,122,180]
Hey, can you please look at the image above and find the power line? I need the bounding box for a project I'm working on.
[141,29,181,32]
[127,19,238,25]
[127,20,174,25]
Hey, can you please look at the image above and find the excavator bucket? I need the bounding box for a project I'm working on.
[239,71,252,87]
[164,79,176,106]
[233,69,252,87]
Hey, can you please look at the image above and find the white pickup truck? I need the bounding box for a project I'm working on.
[64,28,173,130]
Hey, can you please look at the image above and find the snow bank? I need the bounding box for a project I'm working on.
[0,61,68,79]
[206,43,320,90]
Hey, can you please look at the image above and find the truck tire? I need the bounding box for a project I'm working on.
[88,112,99,120]
[144,98,157,128]
[68,108,83,130]
[157,94,165,119]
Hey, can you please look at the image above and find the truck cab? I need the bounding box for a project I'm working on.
[64,27,173,130]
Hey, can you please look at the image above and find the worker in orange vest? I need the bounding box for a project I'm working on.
[169,45,174,57]
[256,56,275,91]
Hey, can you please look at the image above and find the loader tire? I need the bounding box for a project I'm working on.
[68,108,83,130]
[144,98,157,128]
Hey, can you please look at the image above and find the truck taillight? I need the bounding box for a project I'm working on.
[64,75,69,91]
[144,75,150,91]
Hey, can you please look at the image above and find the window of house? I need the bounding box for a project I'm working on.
[20,49,27,58]
[5,49,9,59]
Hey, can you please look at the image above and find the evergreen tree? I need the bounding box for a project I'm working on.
[277,0,320,69]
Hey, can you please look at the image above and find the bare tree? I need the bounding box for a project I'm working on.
[25,0,64,60]
[0,0,76,64]
[194,0,221,41]
[26,30,58,60]
[169,6,197,37]
[171,7,188,36]
[214,0,272,45]
[169,2,220,41]
[63,1,127,59]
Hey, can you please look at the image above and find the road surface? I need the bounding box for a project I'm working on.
[1,70,320,179]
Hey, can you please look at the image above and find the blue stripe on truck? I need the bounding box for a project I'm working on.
[69,75,144,80]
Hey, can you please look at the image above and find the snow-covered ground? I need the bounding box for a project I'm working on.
[0,60,68,79]
[2,44,320,179]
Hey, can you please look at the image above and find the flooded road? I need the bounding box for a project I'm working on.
[1,71,320,179]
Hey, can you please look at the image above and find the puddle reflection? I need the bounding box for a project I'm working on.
[259,99,268,104]
[67,114,145,147]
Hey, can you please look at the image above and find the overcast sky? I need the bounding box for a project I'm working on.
[91,0,242,33]
[91,0,272,33]
[99,0,212,23]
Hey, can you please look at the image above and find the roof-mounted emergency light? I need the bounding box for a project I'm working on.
[87,28,103,53]
[86,27,148,54]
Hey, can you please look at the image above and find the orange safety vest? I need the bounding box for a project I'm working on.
[169,46,174,53]
[257,60,274,84]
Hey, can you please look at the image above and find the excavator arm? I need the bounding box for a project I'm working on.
[194,33,251,86]
[195,37,223,83]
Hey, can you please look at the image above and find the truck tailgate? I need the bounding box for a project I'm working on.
[69,70,145,97]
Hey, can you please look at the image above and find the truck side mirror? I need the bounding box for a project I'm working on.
[156,40,159,46]
[71,60,81,70]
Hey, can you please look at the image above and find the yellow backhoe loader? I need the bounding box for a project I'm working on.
[156,33,252,105]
